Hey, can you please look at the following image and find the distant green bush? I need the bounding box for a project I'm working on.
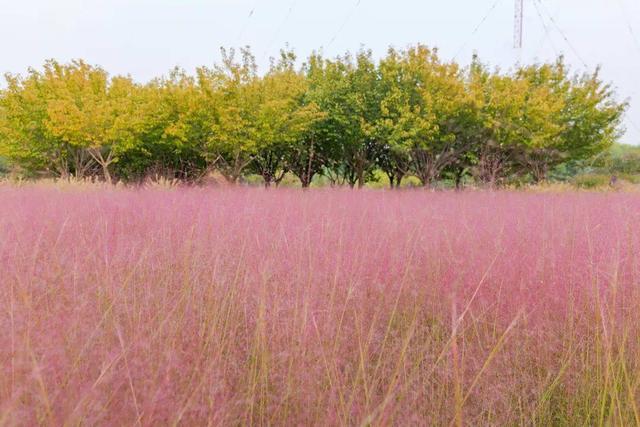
[572,174,611,189]
[0,158,8,176]
[619,173,640,184]
[242,174,265,186]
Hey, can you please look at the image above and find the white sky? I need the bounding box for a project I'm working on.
[1,0,639,144]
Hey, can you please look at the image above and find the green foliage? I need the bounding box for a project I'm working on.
[0,156,8,175]
[0,47,628,186]
[594,143,640,175]
[515,59,626,181]
[572,174,612,189]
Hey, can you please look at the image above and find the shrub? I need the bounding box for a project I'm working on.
[572,173,611,189]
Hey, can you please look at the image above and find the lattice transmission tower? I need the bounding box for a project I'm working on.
[514,0,524,48]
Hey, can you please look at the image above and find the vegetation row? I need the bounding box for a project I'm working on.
[0,45,628,188]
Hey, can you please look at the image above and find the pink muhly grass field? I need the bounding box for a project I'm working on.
[1,186,640,425]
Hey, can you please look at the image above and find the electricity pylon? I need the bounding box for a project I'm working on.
[514,0,524,49]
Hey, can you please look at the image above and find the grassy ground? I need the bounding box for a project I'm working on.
[1,184,640,425]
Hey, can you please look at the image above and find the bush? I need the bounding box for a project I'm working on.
[619,173,640,184]
[572,174,611,189]
[0,157,9,176]
[241,174,265,186]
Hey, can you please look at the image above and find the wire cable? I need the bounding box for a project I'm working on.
[536,0,588,67]
[629,117,640,134]
[615,0,640,57]
[453,0,504,61]
[531,0,559,58]
[262,0,300,61]
[235,0,260,45]
[324,0,363,50]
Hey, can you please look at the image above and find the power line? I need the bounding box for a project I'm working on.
[235,0,260,45]
[453,0,504,61]
[615,0,640,57]
[262,0,300,61]
[536,0,588,67]
[324,0,363,50]
[531,0,559,58]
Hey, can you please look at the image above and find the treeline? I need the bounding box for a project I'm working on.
[0,45,627,187]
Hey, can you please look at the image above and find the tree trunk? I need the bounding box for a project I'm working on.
[87,147,114,183]
[385,170,404,189]
[531,162,547,184]
[455,170,463,190]
[419,169,437,189]
[302,138,315,189]
[72,149,94,180]
[356,155,365,189]
[261,170,274,188]
[53,151,70,180]
[387,174,396,189]
[299,172,313,188]
[102,164,112,184]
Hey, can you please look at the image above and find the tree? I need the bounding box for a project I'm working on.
[44,66,146,183]
[466,62,530,187]
[550,61,626,178]
[284,53,341,188]
[0,61,86,178]
[203,48,261,183]
[88,76,140,183]
[0,48,628,186]
[372,47,431,188]
[41,60,112,180]
[504,59,626,183]
[111,69,210,182]
[333,50,383,188]
[1,60,150,182]
[372,46,473,187]
[250,50,323,187]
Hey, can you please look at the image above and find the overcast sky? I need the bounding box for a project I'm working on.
[2,0,639,144]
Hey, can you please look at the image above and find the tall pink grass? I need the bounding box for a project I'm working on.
[1,186,640,425]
